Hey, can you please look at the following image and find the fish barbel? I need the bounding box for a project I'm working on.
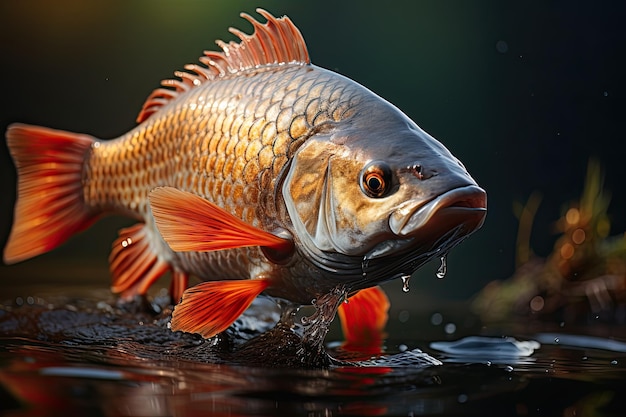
[3,9,486,342]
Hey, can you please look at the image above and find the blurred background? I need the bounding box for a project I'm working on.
[0,1,624,313]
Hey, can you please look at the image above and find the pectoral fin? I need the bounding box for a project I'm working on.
[170,278,271,338]
[338,286,390,353]
[148,187,293,254]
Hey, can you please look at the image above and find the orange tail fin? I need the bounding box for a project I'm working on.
[3,124,97,264]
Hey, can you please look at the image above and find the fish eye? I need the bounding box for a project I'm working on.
[360,161,393,198]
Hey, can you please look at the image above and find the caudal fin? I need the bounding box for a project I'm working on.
[3,123,98,264]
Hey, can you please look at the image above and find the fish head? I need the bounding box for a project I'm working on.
[282,101,486,285]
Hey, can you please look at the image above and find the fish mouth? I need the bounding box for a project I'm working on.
[389,185,487,237]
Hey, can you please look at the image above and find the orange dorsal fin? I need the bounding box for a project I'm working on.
[170,278,270,338]
[136,8,310,123]
[3,124,98,264]
[338,286,390,353]
[148,187,292,253]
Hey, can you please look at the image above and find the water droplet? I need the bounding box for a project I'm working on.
[554,337,560,344]
[398,344,408,352]
[430,312,443,326]
[495,40,508,54]
[401,275,411,292]
[398,310,410,323]
[457,394,468,404]
[611,360,618,365]
[504,365,514,372]
[361,256,369,277]
[436,256,447,279]
[444,322,456,334]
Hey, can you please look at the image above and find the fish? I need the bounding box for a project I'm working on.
[3,9,486,345]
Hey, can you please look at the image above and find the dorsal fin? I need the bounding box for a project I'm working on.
[136,8,310,123]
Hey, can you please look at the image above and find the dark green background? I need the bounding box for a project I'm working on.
[1,1,624,302]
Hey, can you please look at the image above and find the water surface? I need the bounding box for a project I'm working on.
[1,285,626,417]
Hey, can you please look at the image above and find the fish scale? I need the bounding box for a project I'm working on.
[84,64,356,282]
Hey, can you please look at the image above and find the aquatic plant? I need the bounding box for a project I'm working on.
[472,160,626,323]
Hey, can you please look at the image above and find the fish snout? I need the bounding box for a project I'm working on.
[389,185,487,237]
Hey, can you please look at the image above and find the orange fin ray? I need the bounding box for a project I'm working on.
[338,286,390,353]
[110,223,170,297]
[136,9,309,123]
[3,124,97,264]
[171,278,270,338]
[170,269,190,304]
[148,187,292,253]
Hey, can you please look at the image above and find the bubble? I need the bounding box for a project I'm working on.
[457,393,468,403]
[444,322,456,334]
[398,344,408,352]
[431,312,443,326]
[398,310,410,323]
[504,365,514,372]
[560,243,574,259]
[495,40,508,54]
[565,208,580,225]
[572,228,586,244]
[530,295,544,312]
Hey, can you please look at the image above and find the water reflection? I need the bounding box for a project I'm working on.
[0,341,525,417]
[1,289,626,416]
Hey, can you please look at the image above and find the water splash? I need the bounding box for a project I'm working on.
[299,286,347,350]
[436,256,447,279]
[401,275,411,293]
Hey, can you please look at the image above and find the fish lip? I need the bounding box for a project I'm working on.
[389,185,487,237]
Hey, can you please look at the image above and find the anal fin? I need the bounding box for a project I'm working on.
[338,286,390,354]
[171,278,270,338]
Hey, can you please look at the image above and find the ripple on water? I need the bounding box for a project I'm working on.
[2,290,626,416]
